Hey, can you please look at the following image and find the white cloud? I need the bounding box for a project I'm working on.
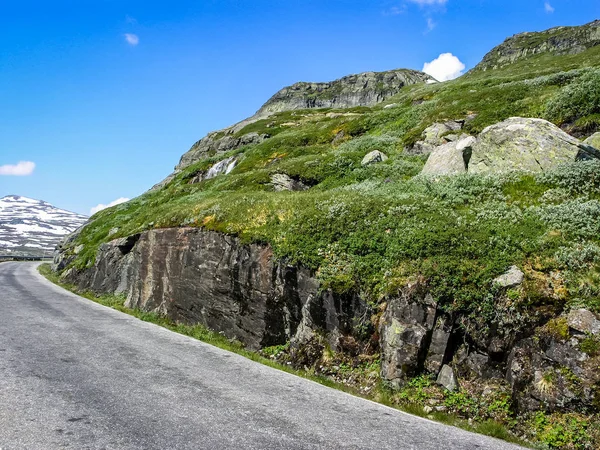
[0,161,35,176]
[423,53,466,81]
[544,2,555,13]
[124,33,139,46]
[90,197,130,215]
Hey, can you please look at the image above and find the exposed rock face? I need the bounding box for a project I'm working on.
[437,365,459,392]
[493,265,525,289]
[361,150,388,166]
[469,117,600,173]
[379,284,440,384]
[474,20,600,71]
[257,69,433,116]
[60,228,369,351]
[507,310,600,413]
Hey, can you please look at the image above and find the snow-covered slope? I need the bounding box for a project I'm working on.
[0,195,88,257]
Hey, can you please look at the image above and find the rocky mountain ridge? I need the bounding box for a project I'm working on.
[475,19,600,71]
[0,195,87,257]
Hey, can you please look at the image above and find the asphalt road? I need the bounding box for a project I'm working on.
[0,262,524,450]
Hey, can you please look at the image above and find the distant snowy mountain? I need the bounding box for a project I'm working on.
[0,195,88,257]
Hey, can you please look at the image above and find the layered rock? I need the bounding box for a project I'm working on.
[58,228,369,351]
[257,69,433,116]
[474,19,600,71]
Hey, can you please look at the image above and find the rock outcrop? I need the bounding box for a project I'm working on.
[257,69,433,116]
[57,228,370,351]
[474,19,600,71]
[270,174,309,192]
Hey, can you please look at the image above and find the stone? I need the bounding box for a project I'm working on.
[437,365,459,392]
[361,150,389,166]
[270,174,309,192]
[384,103,398,109]
[469,117,600,174]
[73,244,84,255]
[567,309,600,335]
[584,132,600,150]
[493,265,525,289]
[421,136,475,176]
[379,286,438,384]
[422,121,464,147]
[425,316,452,374]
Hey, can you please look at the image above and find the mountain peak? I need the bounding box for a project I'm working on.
[0,196,87,257]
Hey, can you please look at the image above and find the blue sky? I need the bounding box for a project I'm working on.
[0,0,598,215]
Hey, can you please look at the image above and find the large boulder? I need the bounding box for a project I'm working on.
[469,117,599,173]
[421,136,476,175]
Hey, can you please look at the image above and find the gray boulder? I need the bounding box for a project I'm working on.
[271,174,309,192]
[421,136,476,175]
[437,365,459,392]
[412,121,465,155]
[493,265,524,289]
[469,117,600,174]
[361,150,389,166]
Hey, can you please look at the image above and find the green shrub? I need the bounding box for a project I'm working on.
[545,69,600,124]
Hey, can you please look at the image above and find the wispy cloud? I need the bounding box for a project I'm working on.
[0,161,35,176]
[426,17,436,32]
[125,15,137,24]
[544,2,555,13]
[124,33,139,46]
[90,197,130,215]
[385,5,407,15]
[407,0,448,5]
[423,53,465,81]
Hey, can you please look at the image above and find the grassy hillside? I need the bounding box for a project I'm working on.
[69,44,600,315]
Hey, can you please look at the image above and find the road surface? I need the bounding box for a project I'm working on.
[0,262,523,449]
